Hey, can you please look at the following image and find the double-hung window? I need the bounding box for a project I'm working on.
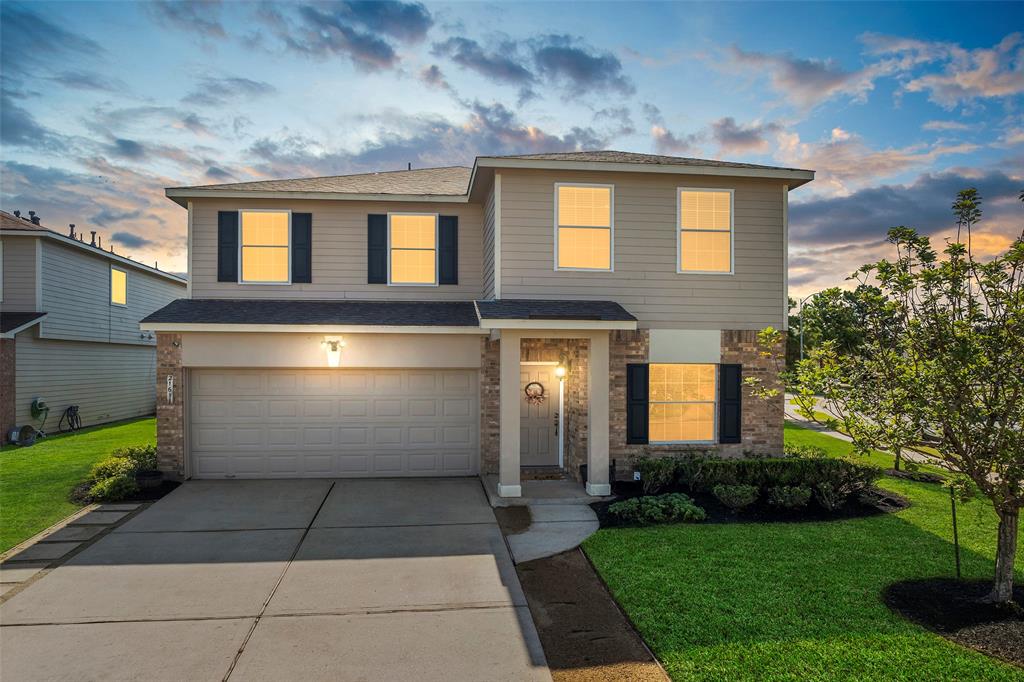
[240,210,290,283]
[678,189,733,273]
[110,267,127,306]
[648,364,717,442]
[389,213,438,285]
[555,184,613,270]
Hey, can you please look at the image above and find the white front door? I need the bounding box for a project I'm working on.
[189,368,479,478]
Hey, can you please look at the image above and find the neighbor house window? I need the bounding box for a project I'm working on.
[678,189,732,273]
[389,213,437,285]
[648,363,716,442]
[110,267,127,306]
[555,184,612,270]
[240,210,290,283]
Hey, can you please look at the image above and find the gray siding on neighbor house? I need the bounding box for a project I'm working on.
[189,198,484,300]
[38,240,182,345]
[482,183,496,300]
[14,330,157,429]
[1,235,38,311]
[497,169,787,330]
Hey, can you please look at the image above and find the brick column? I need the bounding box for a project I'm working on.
[0,339,15,444]
[156,333,185,479]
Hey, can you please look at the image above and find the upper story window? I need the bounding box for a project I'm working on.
[648,363,717,443]
[110,267,127,306]
[555,184,613,271]
[389,213,437,285]
[240,210,290,283]
[678,189,732,273]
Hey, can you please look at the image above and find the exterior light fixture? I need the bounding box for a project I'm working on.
[554,365,566,379]
[322,336,346,367]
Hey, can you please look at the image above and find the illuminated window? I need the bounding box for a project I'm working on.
[648,364,716,442]
[110,267,127,305]
[241,211,290,283]
[389,214,437,285]
[556,184,612,270]
[679,189,732,273]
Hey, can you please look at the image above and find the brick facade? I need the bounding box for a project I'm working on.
[0,339,15,444]
[721,329,785,456]
[156,332,186,479]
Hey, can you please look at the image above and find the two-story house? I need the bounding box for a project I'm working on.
[1,211,187,443]
[143,151,813,497]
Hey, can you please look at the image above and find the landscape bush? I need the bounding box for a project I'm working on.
[85,444,157,502]
[783,444,827,459]
[712,484,760,511]
[767,485,813,508]
[608,493,706,525]
[88,474,138,502]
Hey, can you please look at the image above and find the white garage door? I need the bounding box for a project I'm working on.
[189,368,479,478]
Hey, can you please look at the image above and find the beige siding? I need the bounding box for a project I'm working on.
[482,184,496,299]
[39,240,183,345]
[189,198,484,300]
[498,169,786,329]
[1,235,38,311]
[14,330,156,428]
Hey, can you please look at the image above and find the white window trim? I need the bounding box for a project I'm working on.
[676,187,735,276]
[387,212,439,287]
[238,209,292,285]
[553,182,615,272]
[648,363,719,445]
[110,266,128,307]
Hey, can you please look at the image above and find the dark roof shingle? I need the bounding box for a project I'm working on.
[142,299,481,327]
[486,150,809,172]
[475,299,635,321]
[167,166,472,196]
[1,312,47,334]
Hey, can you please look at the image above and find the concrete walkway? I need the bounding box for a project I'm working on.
[0,478,550,681]
[505,505,600,564]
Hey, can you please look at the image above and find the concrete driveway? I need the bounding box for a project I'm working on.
[0,478,550,681]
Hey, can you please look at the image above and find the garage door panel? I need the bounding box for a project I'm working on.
[189,369,478,478]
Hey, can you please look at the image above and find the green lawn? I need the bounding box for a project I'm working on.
[0,418,156,552]
[584,422,1024,681]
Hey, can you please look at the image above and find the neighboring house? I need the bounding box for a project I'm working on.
[0,210,187,442]
[144,151,813,497]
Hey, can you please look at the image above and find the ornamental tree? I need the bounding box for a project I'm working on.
[778,189,1024,604]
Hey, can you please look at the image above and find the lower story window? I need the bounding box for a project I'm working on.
[648,363,716,442]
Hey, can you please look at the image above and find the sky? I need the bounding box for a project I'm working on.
[1,0,1021,295]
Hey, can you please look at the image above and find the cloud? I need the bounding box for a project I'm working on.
[529,34,634,96]
[726,46,882,109]
[147,0,225,39]
[105,138,147,160]
[592,107,635,136]
[47,70,128,93]
[922,120,970,131]
[205,166,235,181]
[418,65,452,91]
[0,3,104,79]
[432,37,534,86]
[651,125,700,155]
[183,76,277,106]
[110,231,153,248]
[328,0,433,42]
[0,93,67,150]
[711,117,781,153]
[94,209,145,227]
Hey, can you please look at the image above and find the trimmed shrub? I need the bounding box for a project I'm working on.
[713,484,759,511]
[608,493,706,525]
[784,444,827,460]
[634,457,679,495]
[88,474,138,502]
[767,485,812,508]
[89,456,136,482]
[111,444,157,471]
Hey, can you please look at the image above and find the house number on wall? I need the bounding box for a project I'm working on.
[166,375,174,403]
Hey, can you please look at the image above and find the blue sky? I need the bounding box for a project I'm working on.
[1,0,1021,293]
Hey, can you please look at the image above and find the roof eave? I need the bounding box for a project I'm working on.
[140,322,487,334]
[165,188,471,207]
[477,318,637,331]
[470,157,815,189]
[1,313,48,339]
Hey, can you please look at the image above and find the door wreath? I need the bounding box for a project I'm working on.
[524,381,547,405]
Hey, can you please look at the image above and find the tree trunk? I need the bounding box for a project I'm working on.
[893,450,901,471]
[986,508,1019,604]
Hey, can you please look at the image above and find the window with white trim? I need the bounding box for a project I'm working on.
[679,189,732,273]
[389,214,437,285]
[240,211,290,283]
[110,267,127,306]
[556,184,612,270]
[648,363,716,442]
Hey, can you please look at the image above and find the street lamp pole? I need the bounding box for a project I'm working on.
[798,293,814,362]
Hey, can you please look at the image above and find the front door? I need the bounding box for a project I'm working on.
[520,365,559,467]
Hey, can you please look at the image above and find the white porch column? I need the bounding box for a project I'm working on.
[586,331,611,496]
[497,330,522,497]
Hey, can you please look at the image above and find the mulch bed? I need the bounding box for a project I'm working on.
[883,578,1024,667]
[885,468,946,484]
[590,483,909,528]
[70,480,180,505]
[516,549,668,682]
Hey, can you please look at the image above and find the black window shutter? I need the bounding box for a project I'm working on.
[626,363,649,445]
[217,211,238,282]
[367,214,387,284]
[291,213,312,283]
[438,215,458,285]
[719,364,742,444]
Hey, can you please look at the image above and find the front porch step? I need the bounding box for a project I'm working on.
[520,467,568,481]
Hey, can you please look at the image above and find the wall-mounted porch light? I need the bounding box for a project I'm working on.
[322,336,346,367]
[554,364,566,379]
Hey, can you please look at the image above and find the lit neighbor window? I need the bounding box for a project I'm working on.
[110,267,127,305]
